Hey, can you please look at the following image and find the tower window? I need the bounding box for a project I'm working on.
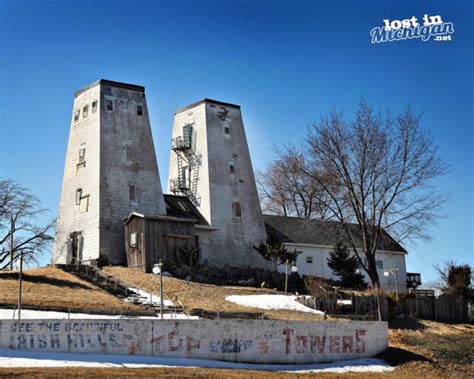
[83,105,88,118]
[106,100,113,111]
[129,185,136,202]
[125,145,134,162]
[306,256,313,264]
[75,188,82,205]
[79,195,89,213]
[79,148,86,163]
[92,101,98,113]
[136,105,143,116]
[224,127,230,135]
[232,202,241,217]
[74,110,80,122]
[229,163,235,175]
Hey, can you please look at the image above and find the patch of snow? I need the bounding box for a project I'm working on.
[0,309,198,320]
[225,295,324,314]
[337,299,352,305]
[0,349,393,372]
[124,288,174,307]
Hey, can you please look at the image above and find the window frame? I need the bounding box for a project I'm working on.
[129,184,136,202]
[232,202,242,217]
[106,99,114,111]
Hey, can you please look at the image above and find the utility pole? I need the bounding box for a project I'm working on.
[10,215,14,271]
[17,252,23,320]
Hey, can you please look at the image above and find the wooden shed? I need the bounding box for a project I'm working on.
[124,213,198,272]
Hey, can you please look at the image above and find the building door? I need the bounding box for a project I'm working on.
[69,232,83,264]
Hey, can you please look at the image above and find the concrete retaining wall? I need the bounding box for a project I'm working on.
[0,319,388,364]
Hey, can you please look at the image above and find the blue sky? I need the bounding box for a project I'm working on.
[0,0,472,281]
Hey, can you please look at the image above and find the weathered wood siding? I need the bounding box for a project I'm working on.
[125,216,196,272]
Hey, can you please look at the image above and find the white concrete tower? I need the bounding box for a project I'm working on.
[168,99,268,269]
[53,79,166,265]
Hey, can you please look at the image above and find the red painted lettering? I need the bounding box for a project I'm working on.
[329,336,341,353]
[283,328,294,354]
[310,335,326,353]
[356,329,366,353]
[342,336,353,353]
[296,336,308,353]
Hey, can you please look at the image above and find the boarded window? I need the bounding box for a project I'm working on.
[83,105,88,118]
[129,185,136,202]
[79,195,89,213]
[306,256,313,264]
[75,188,82,205]
[74,110,80,122]
[92,101,98,113]
[106,100,113,111]
[125,145,133,162]
[183,124,193,148]
[137,105,143,116]
[232,202,241,217]
[79,148,86,163]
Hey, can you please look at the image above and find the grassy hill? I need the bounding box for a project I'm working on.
[103,266,324,321]
[0,266,144,315]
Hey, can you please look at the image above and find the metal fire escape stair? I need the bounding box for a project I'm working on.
[170,124,201,206]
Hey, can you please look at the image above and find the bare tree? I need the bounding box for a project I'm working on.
[432,260,473,295]
[257,147,334,219]
[0,178,54,270]
[277,101,447,288]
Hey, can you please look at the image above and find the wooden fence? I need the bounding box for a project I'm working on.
[397,294,471,323]
[297,294,472,323]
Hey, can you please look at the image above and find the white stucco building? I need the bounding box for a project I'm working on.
[264,215,408,292]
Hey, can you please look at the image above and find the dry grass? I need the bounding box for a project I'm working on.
[103,266,325,321]
[0,266,143,314]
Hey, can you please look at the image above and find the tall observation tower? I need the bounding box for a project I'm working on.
[168,99,268,269]
[52,80,166,265]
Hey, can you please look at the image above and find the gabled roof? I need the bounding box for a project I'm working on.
[164,194,209,226]
[263,214,407,253]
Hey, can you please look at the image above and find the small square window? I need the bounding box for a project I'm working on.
[232,202,241,217]
[129,185,136,202]
[306,256,313,264]
[137,105,143,116]
[106,100,113,111]
[92,101,97,113]
[376,260,384,270]
[79,148,86,163]
[83,105,88,118]
[74,110,80,122]
[224,127,230,135]
[229,164,235,175]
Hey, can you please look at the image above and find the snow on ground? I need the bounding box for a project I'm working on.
[0,309,198,320]
[0,349,394,373]
[225,294,325,315]
[337,299,352,305]
[124,288,174,308]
